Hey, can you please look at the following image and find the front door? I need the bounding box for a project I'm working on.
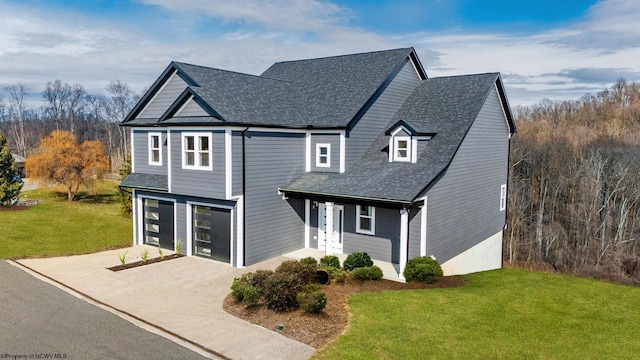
[318,204,344,253]
[193,205,231,263]
[143,198,174,250]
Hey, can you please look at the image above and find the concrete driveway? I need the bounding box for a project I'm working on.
[13,246,315,360]
[0,260,209,360]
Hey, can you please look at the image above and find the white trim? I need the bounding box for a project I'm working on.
[148,132,162,166]
[339,131,346,173]
[174,95,194,116]
[390,126,410,137]
[130,129,135,173]
[356,205,375,235]
[305,132,311,172]
[181,132,213,170]
[500,184,507,211]
[420,197,428,257]
[325,202,334,256]
[304,199,310,248]
[408,55,425,80]
[225,130,232,199]
[138,70,176,118]
[332,204,344,254]
[132,189,138,245]
[167,129,172,192]
[186,200,234,265]
[235,196,244,268]
[411,136,418,163]
[399,208,409,281]
[315,143,331,168]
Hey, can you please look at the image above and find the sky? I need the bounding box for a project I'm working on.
[0,0,639,108]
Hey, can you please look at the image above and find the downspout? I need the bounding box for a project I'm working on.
[241,127,249,266]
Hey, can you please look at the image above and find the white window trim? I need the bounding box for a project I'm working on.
[356,205,375,235]
[148,132,162,166]
[181,132,213,170]
[393,136,411,162]
[316,143,331,168]
[500,184,507,211]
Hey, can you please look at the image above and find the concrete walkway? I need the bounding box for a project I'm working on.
[13,246,315,360]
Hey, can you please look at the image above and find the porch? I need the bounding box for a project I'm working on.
[284,248,404,282]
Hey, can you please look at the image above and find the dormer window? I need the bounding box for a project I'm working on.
[386,121,435,164]
[393,136,411,162]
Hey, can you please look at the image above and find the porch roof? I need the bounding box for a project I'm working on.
[119,173,168,192]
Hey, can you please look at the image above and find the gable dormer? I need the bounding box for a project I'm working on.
[385,120,435,163]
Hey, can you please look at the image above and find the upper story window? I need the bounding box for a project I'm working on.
[316,143,331,168]
[356,205,375,235]
[148,132,162,166]
[182,132,212,170]
[393,136,411,162]
[500,184,507,211]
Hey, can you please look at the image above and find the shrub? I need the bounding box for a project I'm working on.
[351,265,383,280]
[231,273,253,301]
[241,285,262,307]
[320,265,348,283]
[403,256,443,283]
[275,260,317,284]
[251,269,274,289]
[263,272,303,311]
[343,251,373,271]
[297,289,327,313]
[300,257,318,266]
[320,255,341,269]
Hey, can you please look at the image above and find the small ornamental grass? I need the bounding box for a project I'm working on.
[403,256,443,284]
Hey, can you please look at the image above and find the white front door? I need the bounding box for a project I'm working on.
[318,203,344,253]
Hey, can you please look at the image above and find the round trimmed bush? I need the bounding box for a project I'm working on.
[403,256,443,283]
[241,285,262,307]
[300,256,318,267]
[320,255,341,269]
[231,273,252,301]
[296,289,327,313]
[350,265,383,280]
[275,260,317,284]
[343,251,373,271]
[263,272,303,311]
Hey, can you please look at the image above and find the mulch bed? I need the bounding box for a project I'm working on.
[108,254,184,271]
[0,205,30,211]
[223,276,466,349]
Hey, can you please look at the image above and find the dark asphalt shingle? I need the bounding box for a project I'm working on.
[120,173,168,191]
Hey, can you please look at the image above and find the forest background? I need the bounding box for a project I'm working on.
[2,78,640,283]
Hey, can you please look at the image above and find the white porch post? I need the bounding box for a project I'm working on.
[304,199,310,248]
[399,208,409,281]
[325,202,334,256]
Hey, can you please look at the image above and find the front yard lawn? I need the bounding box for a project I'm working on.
[313,268,640,359]
[0,181,132,258]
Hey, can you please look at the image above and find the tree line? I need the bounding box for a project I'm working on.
[507,78,640,284]
[0,80,143,171]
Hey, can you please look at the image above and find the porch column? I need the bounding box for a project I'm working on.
[325,202,334,256]
[399,208,409,281]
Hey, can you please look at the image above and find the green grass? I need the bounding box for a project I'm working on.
[0,181,132,258]
[313,268,640,360]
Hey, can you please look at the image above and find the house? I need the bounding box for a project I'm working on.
[120,47,516,278]
[12,154,26,178]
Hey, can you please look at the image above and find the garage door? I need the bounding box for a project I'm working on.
[193,205,230,263]
[144,198,175,250]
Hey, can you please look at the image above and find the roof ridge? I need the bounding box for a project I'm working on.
[269,47,412,66]
[427,72,499,80]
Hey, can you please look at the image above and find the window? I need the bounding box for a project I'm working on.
[356,205,375,235]
[182,133,212,170]
[393,136,411,162]
[316,143,331,168]
[500,184,507,211]
[148,133,162,165]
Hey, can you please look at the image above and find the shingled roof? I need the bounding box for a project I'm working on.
[280,73,514,205]
[123,48,422,128]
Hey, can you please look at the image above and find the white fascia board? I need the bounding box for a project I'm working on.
[494,83,512,139]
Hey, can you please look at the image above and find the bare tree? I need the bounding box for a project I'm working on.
[6,84,29,157]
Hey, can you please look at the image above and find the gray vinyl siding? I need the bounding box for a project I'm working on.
[231,131,243,196]
[170,130,226,199]
[408,207,422,259]
[243,132,306,265]
[137,72,188,119]
[175,98,208,117]
[342,205,401,263]
[421,87,509,263]
[132,130,167,175]
[310,134,340,172]
[345,60,420,168]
